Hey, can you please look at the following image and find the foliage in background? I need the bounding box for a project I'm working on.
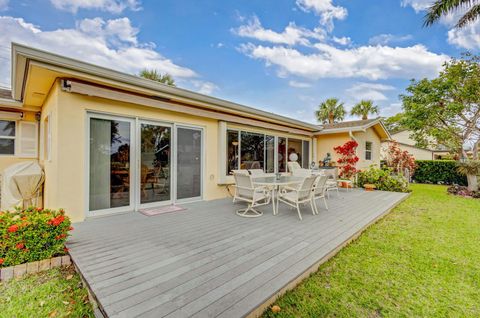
[0,266,94,317]
[401,54,480,190]
[0,208,72,267]
[333,140,359,179]
[350,100,379,120]
[315,98,346,124]
[356,166,410,192]
[413,160,468,186]
[139,69,176,86]
[262,184,480,317]
[383,112,408,134]
[424,0,480,28]
[384,141,416,175]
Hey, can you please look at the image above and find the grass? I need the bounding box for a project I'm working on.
[263,184,480,317]
[0,265,94,317]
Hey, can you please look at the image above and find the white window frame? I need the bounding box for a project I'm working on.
[0,119,16,156]
[365,141,373,161]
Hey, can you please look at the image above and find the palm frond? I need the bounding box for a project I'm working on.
[457,4,480,27]
[424,0,476,27]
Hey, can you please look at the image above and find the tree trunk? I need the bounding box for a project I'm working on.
[467,174,478,192]
[328,113,334,124]
[362,114,367,120]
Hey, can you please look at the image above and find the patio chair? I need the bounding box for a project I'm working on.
[291,168,312,178]
[249,169,266,176]
[277,175,318,220]
[313,175,329,213]
[233,173,270,217]
[287,161,302,173]
[231,169,249,175]
[326,177,340,198]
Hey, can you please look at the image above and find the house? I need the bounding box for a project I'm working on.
[381,130,451,160]
[316,118,391,169]
[0,43,390,222]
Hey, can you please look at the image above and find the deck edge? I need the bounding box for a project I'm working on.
[246,192,411,318]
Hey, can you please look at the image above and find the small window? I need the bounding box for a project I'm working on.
[0,120,16,155]
[365,141,372,160]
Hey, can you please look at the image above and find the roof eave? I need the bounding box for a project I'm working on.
[11,43,321,132]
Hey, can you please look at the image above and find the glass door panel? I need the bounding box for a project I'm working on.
[89,117,132,211]
[140,123,171,205]
[176,127,202,200]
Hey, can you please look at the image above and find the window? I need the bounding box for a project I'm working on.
[365,141,372,160]
[0,120,16,155]
[226,130,239,174]
[240,131,264,170]
[288,139,302,166]
[265,135,275,173]
[302,140,310,168]
[278,137,287,172]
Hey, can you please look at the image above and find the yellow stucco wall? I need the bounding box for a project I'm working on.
[40,82,312,222]
[316,128,382,171]
[0,110,39,173]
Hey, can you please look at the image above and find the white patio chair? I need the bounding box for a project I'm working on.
[231,169,249,175]
[313,175,329,213]
[233,173,270,218]
[287,161,302,173]
[277,175,318,220]
[291,168,312,178]
[249,169,266,176]
[326,175,340,198]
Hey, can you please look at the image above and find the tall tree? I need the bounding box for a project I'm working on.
[350,100,379,120]
[383,113,408,134]
[139,69,176,86]
[424,0,480,28]
[316,98,346,124]
[401,54,480,191]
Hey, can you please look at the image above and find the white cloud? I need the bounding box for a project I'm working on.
[346,82,395,101]
[190,80,218,95]
[296,0,347,30]
[233,16,325,46]
[240,43,448,80]
[369,34,413,45]
[288,80,312,88]
[447,20,480,49]
[0,16,198,87]
[332,36,351,45]
[0,0,8,11]
[50,0,141,14]
[381,102,403,117]
[401,0,433,13]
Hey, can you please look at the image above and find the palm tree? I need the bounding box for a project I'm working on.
[424,0,480,28]
[315,98,346,124]
[139,69,176,86]
[350,100,379,120]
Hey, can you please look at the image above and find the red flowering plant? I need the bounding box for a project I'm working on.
[333,140,359,179]
[385,141,416,176]
[0,207,72,267]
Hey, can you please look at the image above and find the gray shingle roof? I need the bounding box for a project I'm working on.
[320,118,378,130]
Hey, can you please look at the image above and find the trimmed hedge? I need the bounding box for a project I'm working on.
[357,166,410,193]
[0,207,72,268]
[412,160,467,185]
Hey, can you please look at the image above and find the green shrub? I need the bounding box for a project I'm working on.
[0,207,72,267]
[413,160,467,185]
[357,166,410,193]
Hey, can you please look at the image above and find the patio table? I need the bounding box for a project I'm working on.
[253,176,304,216]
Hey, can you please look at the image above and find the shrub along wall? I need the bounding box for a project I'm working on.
[413,160,467,185]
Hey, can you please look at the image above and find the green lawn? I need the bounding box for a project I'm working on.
[0,266,94,317]
[263,184,480,317]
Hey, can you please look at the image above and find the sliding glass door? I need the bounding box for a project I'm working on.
[89,115,134,214]
[176,126,203,201]
[139,122,172,208]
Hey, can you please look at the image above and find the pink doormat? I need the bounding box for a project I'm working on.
[139,205,186,216]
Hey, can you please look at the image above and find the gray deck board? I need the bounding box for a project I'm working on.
[67,189,408,318]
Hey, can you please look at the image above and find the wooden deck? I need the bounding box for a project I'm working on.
[67,189,408,318]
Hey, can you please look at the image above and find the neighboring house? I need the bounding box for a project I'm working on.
[0,43,390,222]
[316,118,391,169]
[381,130,451,160]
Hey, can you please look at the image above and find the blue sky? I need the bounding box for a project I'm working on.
[0,0,477,123]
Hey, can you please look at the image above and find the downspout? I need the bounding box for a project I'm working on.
[349,130,359,185]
